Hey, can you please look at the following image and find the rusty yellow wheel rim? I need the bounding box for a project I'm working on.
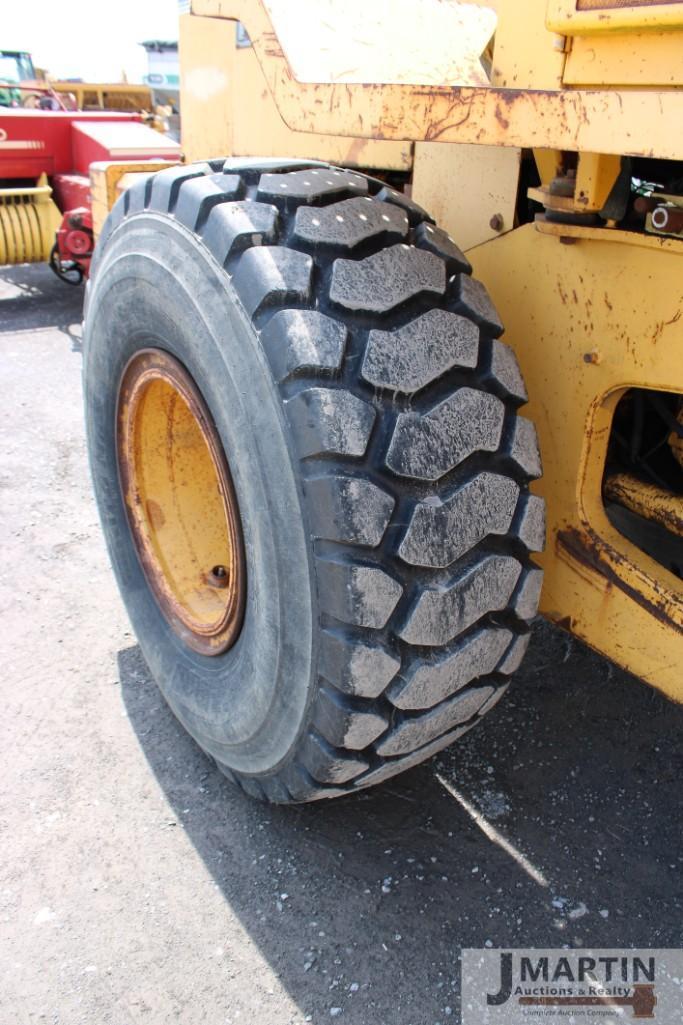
[116,349,245,655]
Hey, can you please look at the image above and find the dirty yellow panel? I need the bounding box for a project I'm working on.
[230,46,412,170]
[491,0,567,88]
[575,153,622,212]
[564,31,683,86]
[89,161,177,238]
[193,0,683,158]
[89,165,110,240]
[412,143,521,251]
[469,223,683,701]
[180,12,410,170]
[547,0,683,32]
[533,149,562,186]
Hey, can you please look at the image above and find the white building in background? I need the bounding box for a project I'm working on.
[140,39,179,107]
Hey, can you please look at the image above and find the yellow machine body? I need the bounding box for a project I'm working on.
[470,223,682,697]
[173,0,683,700]
[178,13,412,171]
[89,160,178,238]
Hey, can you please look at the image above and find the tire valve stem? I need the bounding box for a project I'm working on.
[207,565,229,589]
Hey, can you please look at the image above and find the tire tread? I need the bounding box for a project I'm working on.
[93,160,545,804]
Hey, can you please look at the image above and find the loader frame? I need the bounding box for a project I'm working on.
[181,0,682,700]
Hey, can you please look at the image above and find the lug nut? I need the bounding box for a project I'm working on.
[207,565,229,589]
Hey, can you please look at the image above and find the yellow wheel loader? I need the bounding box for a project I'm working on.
[83,0,683,803]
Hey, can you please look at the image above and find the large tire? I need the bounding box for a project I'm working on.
[84,158,544,804]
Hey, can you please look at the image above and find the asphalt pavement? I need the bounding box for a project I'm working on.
[1,264,681,1025]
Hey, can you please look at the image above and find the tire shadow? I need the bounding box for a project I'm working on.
[0,264,83,348]
[118,619,683,1024]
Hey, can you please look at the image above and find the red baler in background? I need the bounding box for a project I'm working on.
[0,108,180,282]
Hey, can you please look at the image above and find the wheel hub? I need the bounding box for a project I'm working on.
[116,349,245,655]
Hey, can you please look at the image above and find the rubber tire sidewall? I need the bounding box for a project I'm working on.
[83,212,316,776]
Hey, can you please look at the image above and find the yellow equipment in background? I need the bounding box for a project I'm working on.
[175,0,682,699]
[49,82,172,134]
[50,81,153,113]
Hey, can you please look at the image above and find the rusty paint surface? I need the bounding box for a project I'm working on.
[194,0,683,159]
[468,222,683,699]
[179,11,411,169]
[557,526,681,631]
[604,472,683,539]
[534,216,683,252]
